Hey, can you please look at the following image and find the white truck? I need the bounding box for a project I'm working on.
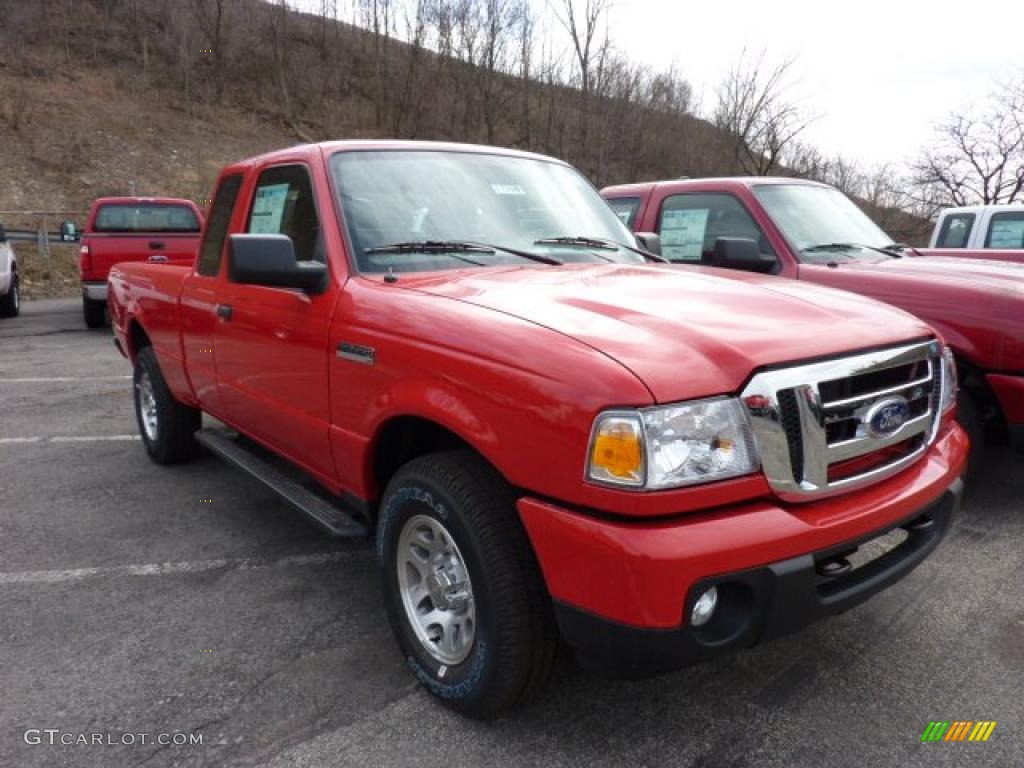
[0,224,20,317]
[923,204,1024,264]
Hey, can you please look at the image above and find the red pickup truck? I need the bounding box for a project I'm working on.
[110,142,966,717]
[602,178,1024,464]
[80,196,203,327]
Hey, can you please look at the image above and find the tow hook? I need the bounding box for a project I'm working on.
[816,555,853,578]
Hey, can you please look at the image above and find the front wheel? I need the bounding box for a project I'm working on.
[957,389,985,476]
[377,451,558,719]
[133,347,201,464]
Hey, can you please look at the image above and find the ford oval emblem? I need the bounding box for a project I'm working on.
[864,396,911,438]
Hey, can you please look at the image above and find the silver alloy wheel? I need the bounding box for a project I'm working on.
[397,514,476,665]
[137,371,158,442]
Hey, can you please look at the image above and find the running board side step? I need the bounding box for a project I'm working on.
[195,428,368,538]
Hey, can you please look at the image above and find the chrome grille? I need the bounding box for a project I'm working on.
[741,340,943,501]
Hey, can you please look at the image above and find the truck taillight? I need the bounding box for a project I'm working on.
[79,243,91,271]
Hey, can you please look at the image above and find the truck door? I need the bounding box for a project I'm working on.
[214,162,338,486]
[180,174,243,419]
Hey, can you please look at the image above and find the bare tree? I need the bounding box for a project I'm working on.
[713,49,811,175]
[912,78,1024,207]
[190,0,231,99]
[554,0,610,155]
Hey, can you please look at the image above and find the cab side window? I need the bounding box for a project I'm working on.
[657,193,774,263]
[935,214,974,248]
[247,165,324,263]
[197,174,242,276]
[606,196,642,229]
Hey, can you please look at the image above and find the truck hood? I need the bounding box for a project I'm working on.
[833,255,1024,293]
[398,264,933,403]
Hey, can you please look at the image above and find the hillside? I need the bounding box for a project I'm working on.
[0,0,930,296]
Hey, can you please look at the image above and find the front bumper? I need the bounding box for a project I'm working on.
[518,424,967,674]
[82,282,107,301]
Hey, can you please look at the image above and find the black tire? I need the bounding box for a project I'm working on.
[83,295,106,328]
[377,450,558,719]
[0,270,19,317]
[133,346,201,464]
[957,389,985,476]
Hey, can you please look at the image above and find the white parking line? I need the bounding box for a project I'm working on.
[0,435,140,444]
[0,376,131,383]
[0,551,372,585]
[50,435,141,442]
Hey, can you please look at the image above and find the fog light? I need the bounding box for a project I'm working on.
[691,586,718,627]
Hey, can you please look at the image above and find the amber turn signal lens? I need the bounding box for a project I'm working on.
[589,416,644,486]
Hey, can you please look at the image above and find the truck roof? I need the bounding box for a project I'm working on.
[91,196,198,206]
[601,177,829,195]
[224,140,570,172]
[937,203,1024,215]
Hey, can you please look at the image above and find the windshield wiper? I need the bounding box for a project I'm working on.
[535,235,668,263]
[365,240,562,266]
[803,242,904,259]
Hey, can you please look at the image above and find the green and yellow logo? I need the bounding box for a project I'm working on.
[921,721,997,742]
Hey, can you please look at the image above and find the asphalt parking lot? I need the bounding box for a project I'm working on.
[1,297,1021,768]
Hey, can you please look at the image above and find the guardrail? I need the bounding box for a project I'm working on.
[0,212,88,297]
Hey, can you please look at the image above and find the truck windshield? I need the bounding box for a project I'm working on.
[330,150,643,273]
[752,184,895,263]
[94,203,200,233]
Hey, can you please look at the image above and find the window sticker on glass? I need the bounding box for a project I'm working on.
[491,183,526,196]
[661,209,709,261]
[988,218,1024,248]
[250,183,291,234]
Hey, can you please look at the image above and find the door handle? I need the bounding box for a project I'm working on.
[216,304,233,321]
[147,254,168,263]
[149,241,165,250]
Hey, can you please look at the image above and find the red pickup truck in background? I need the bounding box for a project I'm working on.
[80,196,203,327]
[109,141,966,717]
[602,178,1024,464]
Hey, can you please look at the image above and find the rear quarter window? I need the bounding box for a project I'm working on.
[985,212,1024,248]
[606,196,642,229]
[94,204,200,233]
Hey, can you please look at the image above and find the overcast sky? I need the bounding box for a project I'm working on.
[607,0,1024,169]
[294,0,1022,170]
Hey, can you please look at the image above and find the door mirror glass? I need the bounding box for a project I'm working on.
[229,234,326,292]
[710,237,777,273]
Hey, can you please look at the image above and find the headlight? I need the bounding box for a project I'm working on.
[587,398,760,490]
[939,345,957,414]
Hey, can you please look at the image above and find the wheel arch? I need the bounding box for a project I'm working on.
[367,413,507,507]
[126,318,152,361]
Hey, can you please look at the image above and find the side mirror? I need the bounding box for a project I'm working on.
[710,237,777,274]
[59,220,78,242]
[634,232,661,256]
[228,234,327,292]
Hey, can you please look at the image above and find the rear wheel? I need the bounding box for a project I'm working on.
[377,450,558,719]
[133,347,201,464]
[83,295,105,328]
[0,271,19,317]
